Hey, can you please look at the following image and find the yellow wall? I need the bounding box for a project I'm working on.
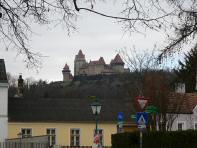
[8,122,117,146]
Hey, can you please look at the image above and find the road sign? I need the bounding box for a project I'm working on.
[117,112,124,132]
[138,99,148,109]
[94,134,100,144]
[136,96,148,110]
[136,112,148,126]
[117,112,124,122]
[138,124,146,129]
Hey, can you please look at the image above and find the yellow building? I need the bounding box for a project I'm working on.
[8,122,116,146]
[8,97,134,147]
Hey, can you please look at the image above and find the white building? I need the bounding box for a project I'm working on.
[0,59,8,142]
[167,93,197,131]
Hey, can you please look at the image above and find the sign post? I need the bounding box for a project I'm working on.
[140,132,142,148]
[136,112,148,148]
[117,112,124,133]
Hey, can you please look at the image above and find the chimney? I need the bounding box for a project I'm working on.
[175,82,185,93]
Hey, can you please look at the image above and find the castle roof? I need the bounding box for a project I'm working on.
[76,50,85,58]
[89,57,106,65]
[63,63,69,70]
[111,54,124,65]
[99,57,105,64]
[0,59,8,83]
[62,63,70,72]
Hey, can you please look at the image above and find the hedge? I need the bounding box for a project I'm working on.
[111,130,197,148]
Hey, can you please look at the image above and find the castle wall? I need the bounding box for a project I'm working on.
[88,65,105,75]
[74,59,86,76]
[63,72,72,82]
[73,51,126,76]
[112,65,124,73]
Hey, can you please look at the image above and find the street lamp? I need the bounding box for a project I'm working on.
[91,99,102,135]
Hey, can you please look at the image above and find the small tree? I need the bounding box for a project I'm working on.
[175,44,197,93]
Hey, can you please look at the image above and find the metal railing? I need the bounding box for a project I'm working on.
[54,146,111,148]
[0,142,48,148]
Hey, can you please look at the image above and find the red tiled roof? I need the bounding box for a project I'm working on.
[89,57,106,65]
[99,57,105,64]
[63,63,69,70]
[167,93,197,114]
[111,54,124,65]
[76,50,85,58]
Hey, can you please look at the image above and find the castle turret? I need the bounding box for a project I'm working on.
[62,64,73,82]
[74,50,86,76]
[110,54,125,73]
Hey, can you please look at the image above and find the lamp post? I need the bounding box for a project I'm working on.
[91,99,102,147]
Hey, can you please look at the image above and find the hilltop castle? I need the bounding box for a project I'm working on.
[62,50,129,82]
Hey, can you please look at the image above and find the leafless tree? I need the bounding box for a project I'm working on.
[7,72,18,87]
[0,0,197,67]
[120,47,160,72]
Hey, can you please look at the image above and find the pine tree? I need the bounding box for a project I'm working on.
[175,45,197,93]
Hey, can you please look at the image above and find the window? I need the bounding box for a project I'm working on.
[94,129,103,146]
[177,122,185,131]
[70,129,80,146]
[46,128,56,146]
[194,122,197,130]
[21,128,32,138]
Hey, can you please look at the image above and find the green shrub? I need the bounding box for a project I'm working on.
[112,130,197,148]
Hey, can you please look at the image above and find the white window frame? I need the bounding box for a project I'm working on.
[70,128,80,146]
[21,128,32,138]
[177,121,186,131]
[193,122,197,130]
[94,129,104,146]
[46,128,56,146]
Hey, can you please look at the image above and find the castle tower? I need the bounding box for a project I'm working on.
[62,64,73,82]
[74,50,86,76]
[110,54,125,73]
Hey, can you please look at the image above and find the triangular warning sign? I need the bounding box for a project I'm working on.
[138,99,148,109]
[138,115,146,125]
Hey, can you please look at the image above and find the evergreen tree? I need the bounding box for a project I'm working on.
[175,45,197,92]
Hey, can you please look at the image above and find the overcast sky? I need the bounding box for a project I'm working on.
[0,1,184,82]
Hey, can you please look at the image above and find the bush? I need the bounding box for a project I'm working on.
[112,130,197,148]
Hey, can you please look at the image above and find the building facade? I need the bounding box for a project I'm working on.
[8,122,117,147]
[74,50,129,76]
[8,97,134,147]
[62,50,129,82]
[167,93,197,131]
[0,59,8,142]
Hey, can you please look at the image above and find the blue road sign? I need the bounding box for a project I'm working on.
[118,112,124,122]
[136,112,148,126]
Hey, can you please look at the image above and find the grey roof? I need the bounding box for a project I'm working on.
[8,97,134,123]
[0,59,8,83]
